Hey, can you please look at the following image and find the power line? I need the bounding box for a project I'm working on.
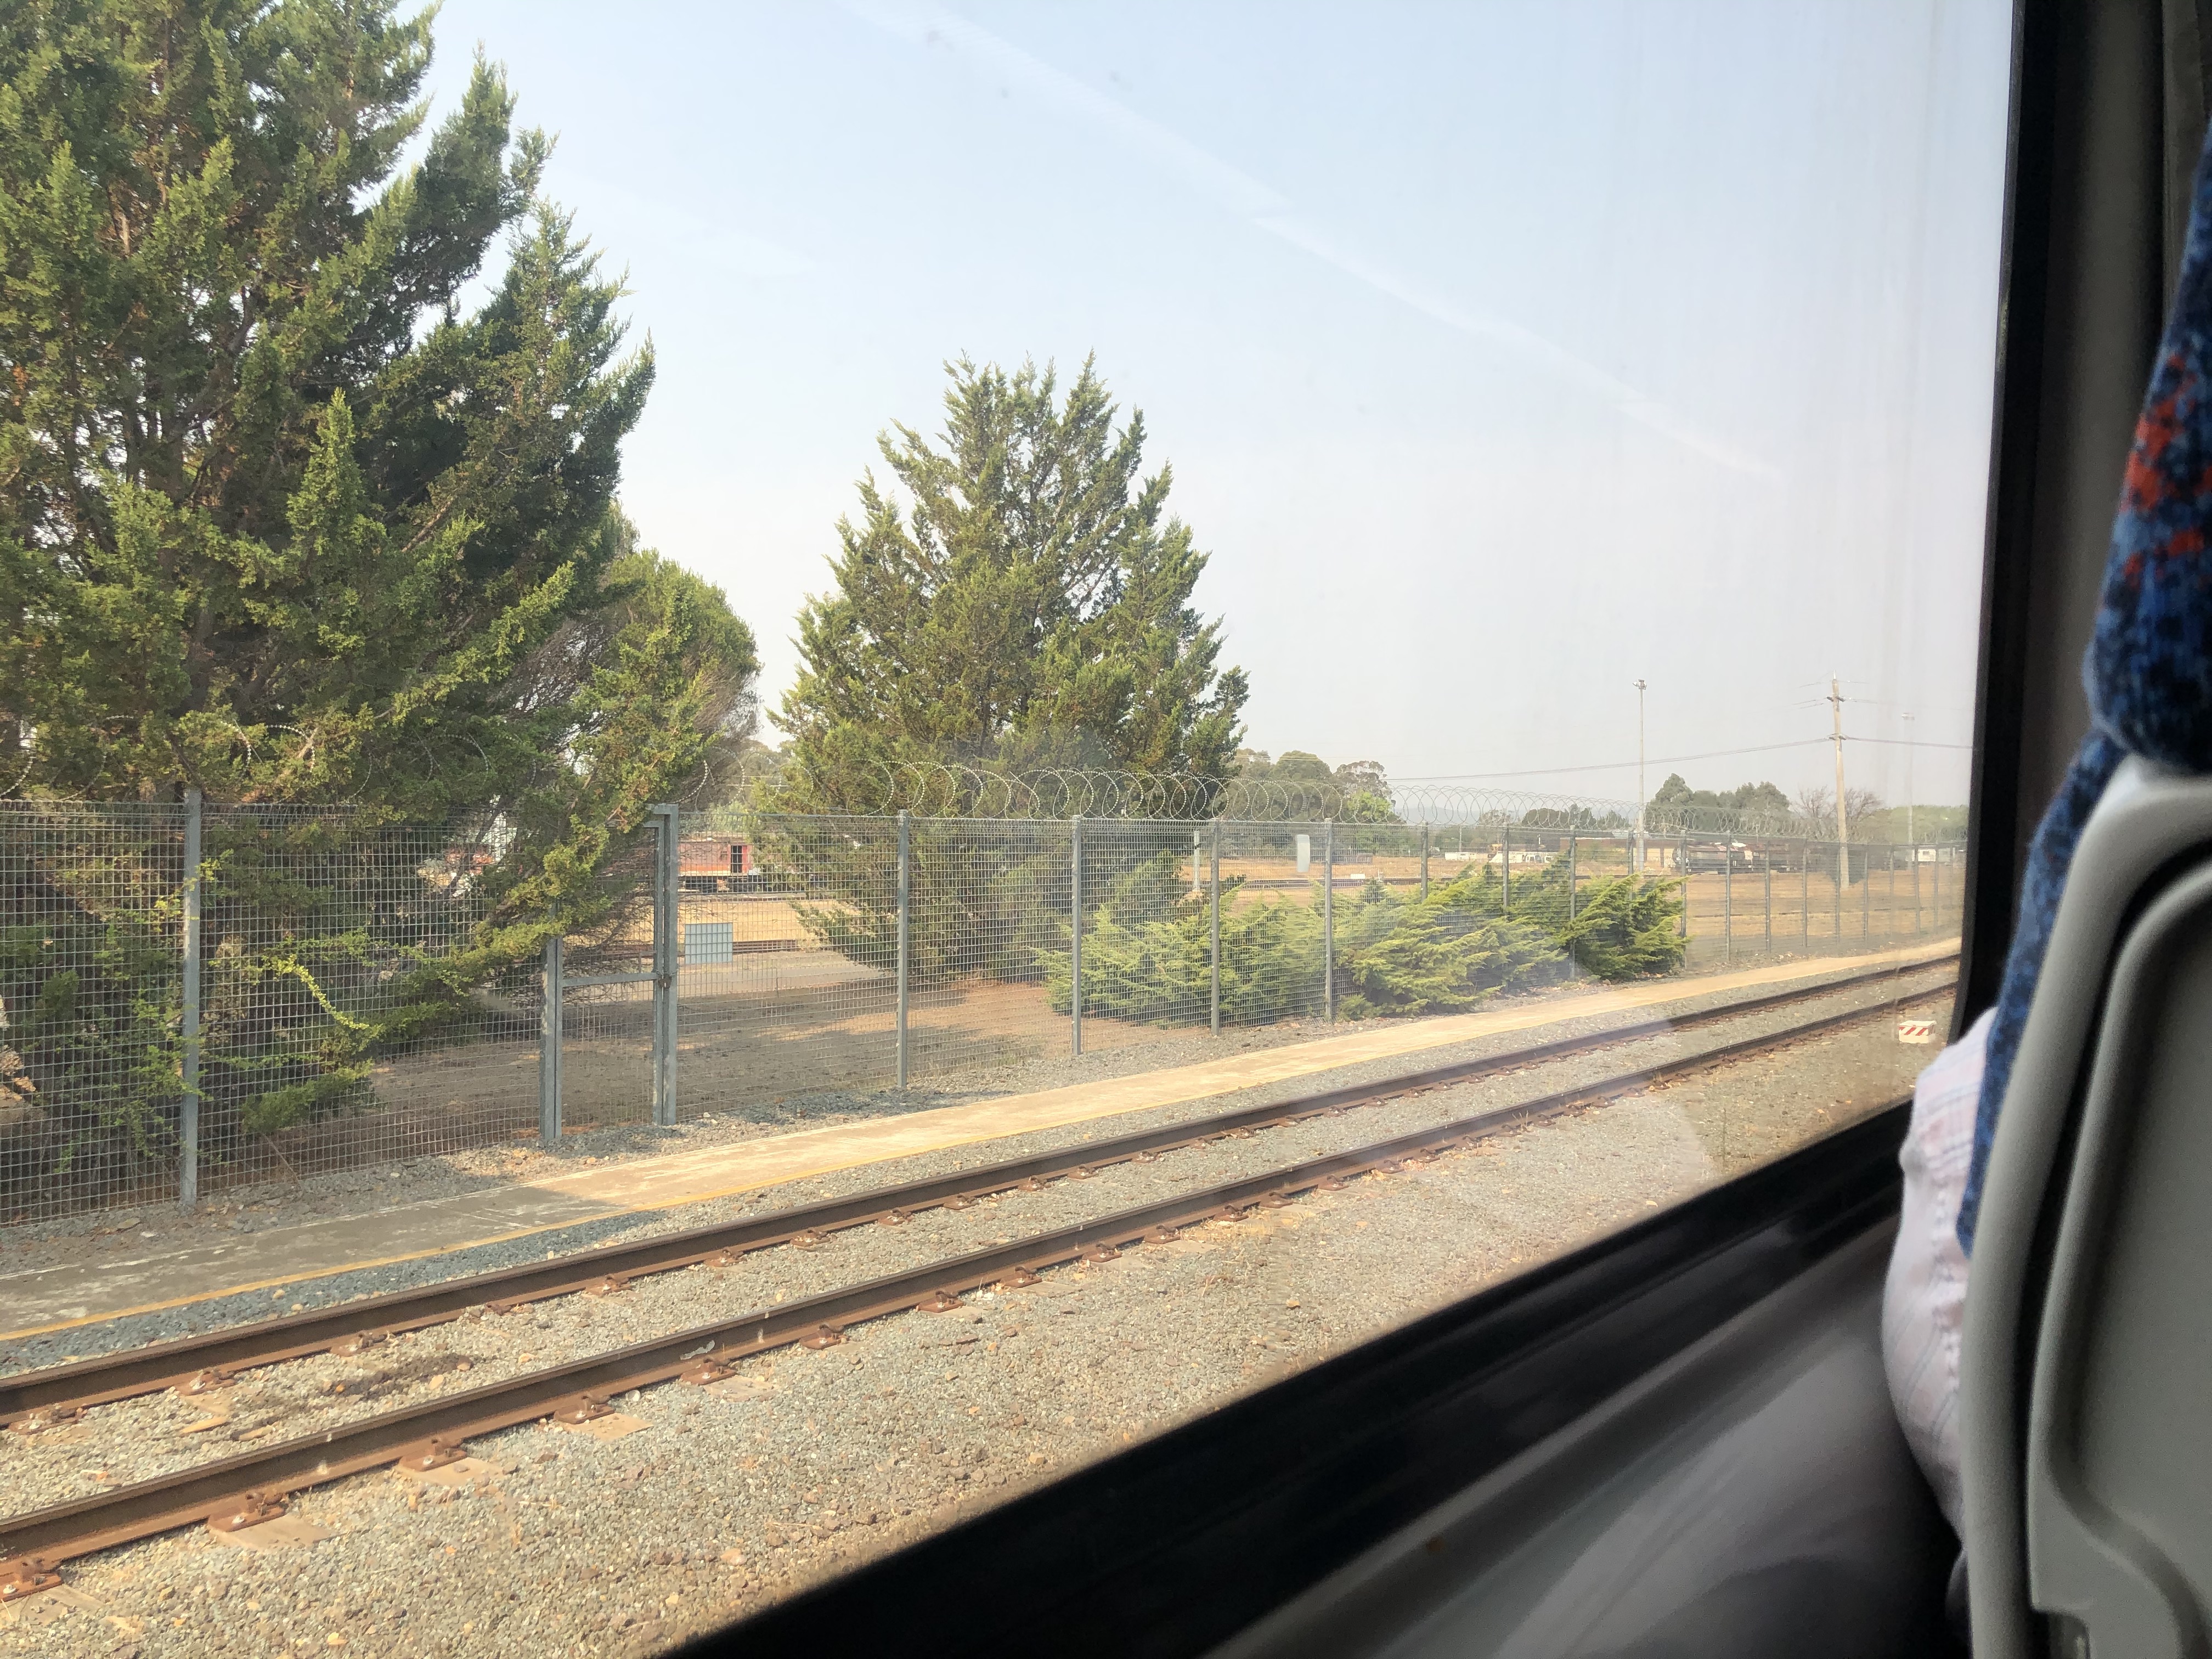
[1400,732,1972,785]
[1401,740,1830,781]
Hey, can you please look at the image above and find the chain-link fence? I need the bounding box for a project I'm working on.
[659,813,1960,1120]
[0,799,550,1221]
[188,804,532,1198]
[1,803,185,1220]
[0,798,1962,1223]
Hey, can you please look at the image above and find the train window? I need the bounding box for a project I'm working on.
[0,1,2010,1651]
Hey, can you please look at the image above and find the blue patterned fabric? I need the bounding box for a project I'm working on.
[1958,126,2212,1254]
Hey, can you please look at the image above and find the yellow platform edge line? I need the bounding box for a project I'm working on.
[515,939,1959,1212]
[0,1215,623,1344]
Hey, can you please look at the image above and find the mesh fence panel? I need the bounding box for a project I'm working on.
[1066,818,1210,1041]
[669,810,901,1114]
[908,816,1068,1080]
[550,831,661,1139]
[0,802,186,1220]
[1215,820,1331,1027]
[1,801,1967,1222]
[193,806,534,1190]
[1661,836,1966,969]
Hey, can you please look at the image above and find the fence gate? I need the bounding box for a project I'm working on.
[537,805,680,1145]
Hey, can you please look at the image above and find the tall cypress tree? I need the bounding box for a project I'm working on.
[0,0,755,846]
[777,356,1246,808]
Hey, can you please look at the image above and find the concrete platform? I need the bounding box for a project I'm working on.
[0,943,1952,1340]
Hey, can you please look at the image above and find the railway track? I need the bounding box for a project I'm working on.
[0,962,1952,1597]
[0,955,1949,1430]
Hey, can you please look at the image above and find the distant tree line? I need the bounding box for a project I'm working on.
[1231,749,1398,822]
[1647,775,1793,820]
[1637,774,1968,843]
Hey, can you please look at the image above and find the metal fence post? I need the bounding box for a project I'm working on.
[1861,848,1871,940]
[1678,835,1689,937]
[539,929,563,1146]
[1763,853,1773,955]
[1832,840,1843,939]
[1722,850,1732,964]
[1209,819,1222,1036]
[1323,820,1335,1024]
[1070,814,1084,1058]
[1501,825,1511,916]
[1801,839,1810,950]
[650,803,679,1127]
[896,810,911,1090]
[179,786,203,1207]
[1566,831,1577,979]
[1912,845,1923,933]
[1933,850,1943,932]
[1420,821,1431,901]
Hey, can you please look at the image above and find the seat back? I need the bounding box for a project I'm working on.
[1961,757,2212,1657]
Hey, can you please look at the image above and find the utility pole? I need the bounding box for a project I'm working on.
[1634,678,1647,874]
[1829,676,1849,877]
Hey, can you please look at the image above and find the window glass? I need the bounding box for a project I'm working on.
[0,2,2007,1650]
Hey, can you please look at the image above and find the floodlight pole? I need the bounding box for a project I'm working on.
[1634,678,1647,874]
[1830,676,1850,853]
[1903,710,1916,845]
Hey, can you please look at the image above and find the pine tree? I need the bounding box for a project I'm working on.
[776,356,1246,807]
[1474,859,1687,978]
[0,1,755,844]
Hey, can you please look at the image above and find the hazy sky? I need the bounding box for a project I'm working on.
[417,0,2013,810]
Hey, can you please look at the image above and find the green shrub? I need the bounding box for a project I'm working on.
[1482,859,1687,978]
[1551,874,1690,978]
[810,826,1688,1036]
[1335,900,1562,1017]
[1044,878,1325,1025]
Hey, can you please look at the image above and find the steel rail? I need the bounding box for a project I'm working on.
[0,982,1949,1581]
[0,955,1954,1429]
